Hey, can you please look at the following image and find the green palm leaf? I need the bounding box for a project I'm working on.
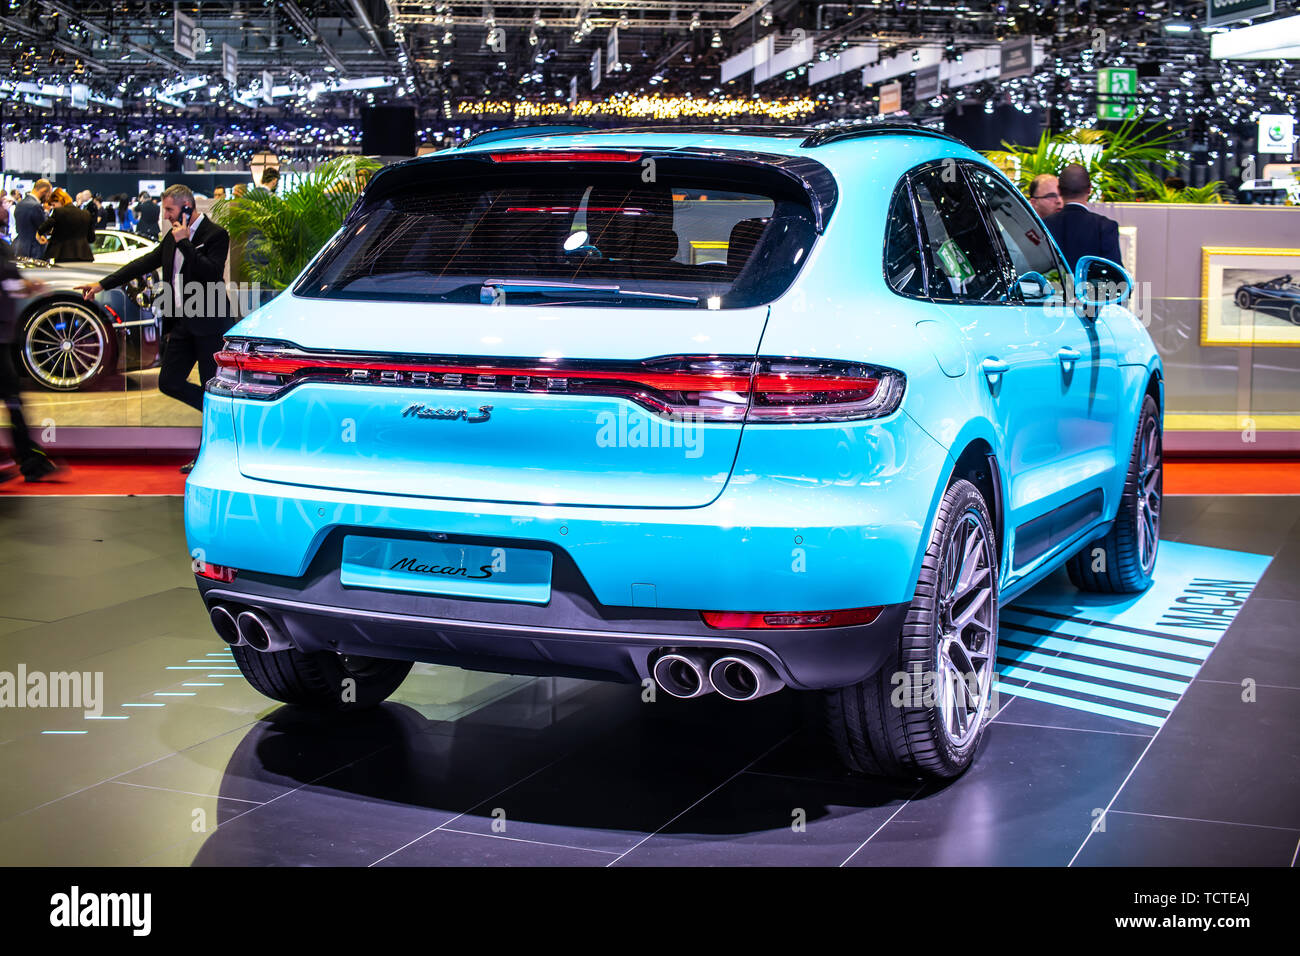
[211,155,381,289]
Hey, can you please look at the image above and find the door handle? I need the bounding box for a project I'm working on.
[1057,346,1081,366]
[981,358,1009,376]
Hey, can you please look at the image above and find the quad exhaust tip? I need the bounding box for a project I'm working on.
[709,655,784,702]
[209,605,243,647]
[234,610,292,653]
[652,651,715,699]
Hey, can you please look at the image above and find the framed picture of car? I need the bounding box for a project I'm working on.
[1200,246,1300,346]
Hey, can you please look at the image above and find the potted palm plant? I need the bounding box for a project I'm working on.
[984,113,1184,200]
[211,154,381,291]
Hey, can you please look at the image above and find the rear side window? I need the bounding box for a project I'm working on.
[966,165,1069,302]
[909,164,1006,303]
[295,161,818,309]
[883,180,925,297]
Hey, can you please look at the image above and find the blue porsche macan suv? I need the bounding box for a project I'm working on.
[187,124,1162,779]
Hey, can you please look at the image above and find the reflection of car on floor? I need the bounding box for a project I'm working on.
[91,228,159,266]
[1235,275,1300,324]
[189,123,1164,781]
[11,257,161,391]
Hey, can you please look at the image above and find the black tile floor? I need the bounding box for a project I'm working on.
[0,494,1296,866]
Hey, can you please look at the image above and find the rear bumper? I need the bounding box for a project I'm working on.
[198,567,910,690]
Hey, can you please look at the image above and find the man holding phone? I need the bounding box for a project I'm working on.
[77,184,231,473]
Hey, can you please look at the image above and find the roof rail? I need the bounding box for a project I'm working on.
[459,124,602,148]
[800,122,962,148]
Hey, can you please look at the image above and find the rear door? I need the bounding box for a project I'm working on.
[907,162,1068,569]
[965,164,1121,559]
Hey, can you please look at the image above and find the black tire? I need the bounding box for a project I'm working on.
[1235,289,1253,311]
[230,643,412,711]
[1290,303,1300,326]
[1066,394,1162,593]
[823,478,999,779]
[21,299,115,391]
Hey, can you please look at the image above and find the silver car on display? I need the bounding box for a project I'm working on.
[9,257,161,391]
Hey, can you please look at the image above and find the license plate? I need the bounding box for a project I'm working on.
[340,536,553,604]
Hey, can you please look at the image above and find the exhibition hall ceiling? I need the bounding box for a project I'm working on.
[0,1,1295,120]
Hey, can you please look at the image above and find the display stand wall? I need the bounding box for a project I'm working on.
[1096,202,1300,455]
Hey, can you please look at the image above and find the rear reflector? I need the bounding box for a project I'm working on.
[489,150,643,163]
[210,342,906,424]
[194,562,238,583]
[701,607,883,629]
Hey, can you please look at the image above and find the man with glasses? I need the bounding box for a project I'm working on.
[1027,173,1063,219]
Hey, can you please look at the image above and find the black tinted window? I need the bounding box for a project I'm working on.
[295,165,817,309]
[910,164,1006,303]
[884,181,925,297]
[966,165,1068,302]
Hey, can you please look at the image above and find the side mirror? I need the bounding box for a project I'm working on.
[1018,271,1053,301]
[1074,256,1132,318]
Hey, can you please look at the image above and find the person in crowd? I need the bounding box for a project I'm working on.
[1028,173,1063,219]
[1041,163,1123,270]
[231,182,247,199]
[76,184,231,474]
[0,240,60,482]
[1163,176,1187,191]
[212,186,227,202]
[134,191,161,240]
[117,195,136,233]
[36,188,95,262]
[259,167,280,193]
[97,194,117,229]
[13,179,52,258]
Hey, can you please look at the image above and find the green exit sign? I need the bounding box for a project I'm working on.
[1097,67,1138,121]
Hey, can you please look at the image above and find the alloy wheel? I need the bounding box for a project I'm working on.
[934,508,998,749]
[23,304,109,390]
[1136,414,1162,574]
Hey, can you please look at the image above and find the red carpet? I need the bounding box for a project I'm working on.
[1163,458,1300,496]
[1,456,1297,497]
[0,455,192,496]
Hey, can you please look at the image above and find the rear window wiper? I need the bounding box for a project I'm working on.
[478,280,700,306]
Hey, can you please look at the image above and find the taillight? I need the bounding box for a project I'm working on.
[488,150,643,163]
[701,607,883,629]
[194,562,238,583]
[209,342,905,423]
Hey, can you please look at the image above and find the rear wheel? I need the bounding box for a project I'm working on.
[823,479,999,779]
[1290,303,1300,326]
[1067,394,1162,593]
[230,644,412,711]
[21,301,114,391]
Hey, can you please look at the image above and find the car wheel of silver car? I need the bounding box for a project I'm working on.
[823,478,999,779]
[21,301,113,391]
[229,642,413,711]
[1067,393,1162,593]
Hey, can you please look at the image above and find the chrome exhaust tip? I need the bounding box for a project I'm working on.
[709,655,784,702]
[209,605,243,646]
[652,651,715,699]
[235,610,291,653]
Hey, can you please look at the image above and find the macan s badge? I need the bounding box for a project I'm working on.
[401,403,494,423]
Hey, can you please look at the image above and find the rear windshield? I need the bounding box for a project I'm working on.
[294,161,818,309]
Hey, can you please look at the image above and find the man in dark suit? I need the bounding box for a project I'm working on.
[12,179,52,259]
[1041,163,1123,271]
[134,193,161,240]
[77,184,231,473]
